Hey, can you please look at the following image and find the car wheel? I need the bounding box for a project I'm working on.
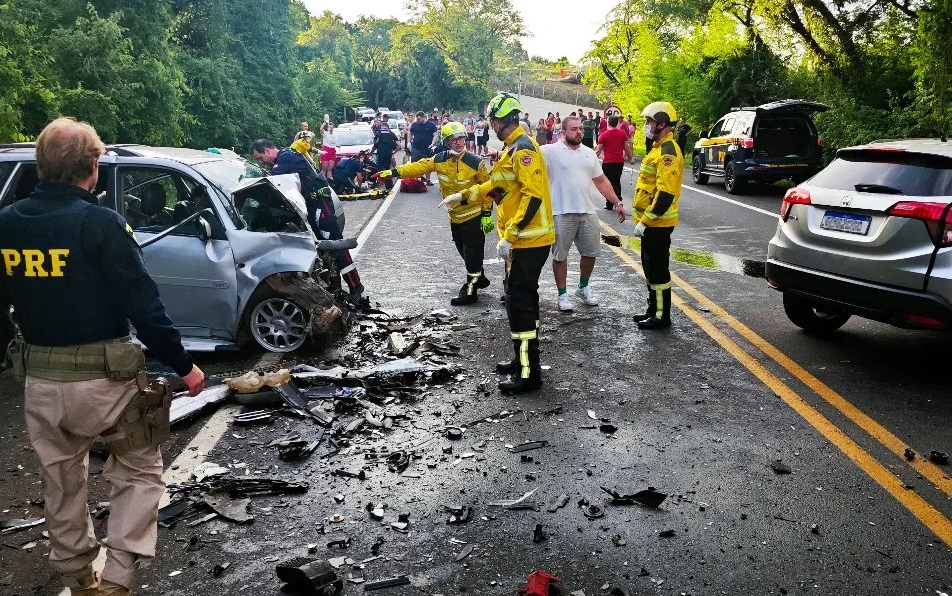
[248,295,310,352]
[782,294,851,334]
[692,157,709,184]
[724,161,746,195]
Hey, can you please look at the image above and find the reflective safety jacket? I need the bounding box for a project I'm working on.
[633,131,683,228]
[464,127,554,248]
[395,150,490,224]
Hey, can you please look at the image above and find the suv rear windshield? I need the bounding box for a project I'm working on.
[810,150,952,196]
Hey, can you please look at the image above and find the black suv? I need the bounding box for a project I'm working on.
[692,99,828,194]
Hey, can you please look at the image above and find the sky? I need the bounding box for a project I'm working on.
[302,0,619,64]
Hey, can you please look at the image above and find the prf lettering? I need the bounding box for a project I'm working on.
[2,249,70,277]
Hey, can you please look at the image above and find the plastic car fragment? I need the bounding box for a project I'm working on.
[275,557,342,595]
[445,504,474,524]
[202,494,252,524]
[600,486,667,508]
[454,543,474,562]
[518,570,561,596]
[509,441,548,453]
[546,494,570,513]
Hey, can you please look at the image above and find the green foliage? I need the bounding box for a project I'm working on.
[579,0,944,156]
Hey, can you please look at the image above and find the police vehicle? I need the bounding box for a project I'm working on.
[692,99,828,194]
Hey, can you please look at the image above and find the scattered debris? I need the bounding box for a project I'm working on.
[810,524,821,535]
[191,462,230,482]
[599,423,618,434]
[446,427,464,440]
[170,385,231,425]
[332,469,366,480]
[211,562,231,577]
[587,409,598,420]
[226,369,290,393]
[904,448,916,461]
[0,517,45,535]
[510,441,548,453]
[600,486,667,508]
[929,451,949,465]
[363,575,411,590]
[770,460,793,474]
[546,494,570,513]
[203,494,252,524]
[276,439,320,461]
[533,523,547,543]
[601,234,622,247]
[366,503,386,521]
[519,570,561,596]
[445,505,474,524]
[611,534,627,546]
[489,489,537,508]
[455,543,474,562]
[275,557,342,595]
[658,529,676,538]
[233,410,274,425]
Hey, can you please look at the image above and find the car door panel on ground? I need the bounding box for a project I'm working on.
[119,163,239,340]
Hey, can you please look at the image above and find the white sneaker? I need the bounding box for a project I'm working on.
[575,286,599,306]
[557,293,574,312]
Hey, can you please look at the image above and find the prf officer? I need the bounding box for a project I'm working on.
[0,117,204,596]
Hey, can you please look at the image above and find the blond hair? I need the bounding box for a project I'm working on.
[35,117,105,184]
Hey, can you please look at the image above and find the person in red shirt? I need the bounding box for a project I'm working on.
[595,115,632,210]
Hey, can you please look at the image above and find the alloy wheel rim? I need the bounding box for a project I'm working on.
[250,298,308,352]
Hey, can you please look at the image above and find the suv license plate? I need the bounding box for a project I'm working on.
[820,211,871,235]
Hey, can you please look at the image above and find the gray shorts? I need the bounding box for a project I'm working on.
[552,213,601,261]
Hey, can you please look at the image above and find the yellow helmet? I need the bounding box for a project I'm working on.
[487,93,522,120]
[641,101,677,125]
[440,121,467,144]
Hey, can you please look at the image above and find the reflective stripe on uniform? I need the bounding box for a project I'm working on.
[510,330,537,340]
[650,281,672,319]
[340,263,357,275]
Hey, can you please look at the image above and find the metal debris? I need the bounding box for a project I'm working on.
[170,385,232,425]
[191,462,230,482]
[233,410,274,424]
[581,504,604,519]
[455,543,474,562]
[0,517,45,535]
[332,469,366,480]
[600,486,668,508]
[363,575,411,590]
[202,494,252,524]
[276,439,320,461]
[509,441,548,453]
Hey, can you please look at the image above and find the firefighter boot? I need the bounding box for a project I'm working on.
[637,288,672,329]
[475,271,490,290]
[450,272,483,306]
[499,336,542,393]
[632,285,655,323]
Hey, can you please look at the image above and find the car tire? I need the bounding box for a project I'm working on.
[724,161,746,195]
[245,288,311,353]
[782,293,851,334]
[692,156,709,184]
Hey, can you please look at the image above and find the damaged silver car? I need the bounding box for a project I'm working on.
[0,144,350,353]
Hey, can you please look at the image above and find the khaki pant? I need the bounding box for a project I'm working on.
[24,374,165,590]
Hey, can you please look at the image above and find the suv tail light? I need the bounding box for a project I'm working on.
[888,201,952,246]
[780,187,811,221]
[740,137,754,149]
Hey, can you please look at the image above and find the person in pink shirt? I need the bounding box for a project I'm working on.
[595,115,632,210]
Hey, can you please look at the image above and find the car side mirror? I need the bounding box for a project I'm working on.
[197,216,211,243]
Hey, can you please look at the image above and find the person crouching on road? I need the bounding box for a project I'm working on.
[0,117,205,595]
[251,139,364,300]
[372,122,492,306]
[442,94,555,394]
[541,116,625,312]
[631,101,684,329]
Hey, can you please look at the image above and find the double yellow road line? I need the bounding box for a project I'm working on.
[602,223,952,548]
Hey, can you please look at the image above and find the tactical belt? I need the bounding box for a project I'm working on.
[23,335,143,382]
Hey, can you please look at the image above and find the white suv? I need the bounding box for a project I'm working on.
[767,139,952,333]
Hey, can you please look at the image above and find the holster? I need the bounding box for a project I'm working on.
[7,337,25,384]
[99,376,172,454]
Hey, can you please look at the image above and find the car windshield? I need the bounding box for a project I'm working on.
[335,129,374,146]
[810,150,952,196]
[191,158,263,227]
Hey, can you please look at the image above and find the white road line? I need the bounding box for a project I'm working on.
[624,164,779,218]
[352,180,401,258]
[681,184,779,218]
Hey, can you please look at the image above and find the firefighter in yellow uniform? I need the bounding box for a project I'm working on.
[632,101,684,329]
[374,122,492,305]
[443,94,554,393]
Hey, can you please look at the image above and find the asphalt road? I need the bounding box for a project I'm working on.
[1,102,952,595]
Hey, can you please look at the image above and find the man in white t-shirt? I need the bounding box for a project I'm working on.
[540,116,625,312]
